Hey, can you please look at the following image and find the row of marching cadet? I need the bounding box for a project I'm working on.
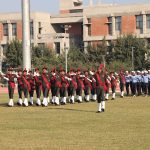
[0,65,150,113]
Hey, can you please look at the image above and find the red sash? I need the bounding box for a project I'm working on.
[9,82,15,89]
[96,73,107,91]
[22,76,31,92]
[42,74,50,90]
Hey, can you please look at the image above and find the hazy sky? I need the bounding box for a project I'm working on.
[0,0,150,14]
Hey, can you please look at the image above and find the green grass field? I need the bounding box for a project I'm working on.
[0,94,150,150]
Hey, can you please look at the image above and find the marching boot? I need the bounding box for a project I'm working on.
[8,99,14,107]
[85,95,90,102]
[55,97,60,105]
[42,98,48,107]
[93,94,97,101]
[78,96,82,103]
[36,98,41,106]
[101,101,105,112]
[63,97,67,105]
[105,93,109,100]
[112,93,116,100]
[23,98,29,107]
[29,97,34,106]
[51,96,55,104]
[70,96,75,104]
[17,98,23,106]
[97,103,102,113]
[121,91,124,98]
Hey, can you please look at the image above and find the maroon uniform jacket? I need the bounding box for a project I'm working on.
[76,75,85,89]
[5,74,16,89]
[41,73,51,90]
[83,76,92,90]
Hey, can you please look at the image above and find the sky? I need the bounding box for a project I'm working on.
[0,0,150,14]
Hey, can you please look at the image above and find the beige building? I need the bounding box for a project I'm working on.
[1,0,150,70]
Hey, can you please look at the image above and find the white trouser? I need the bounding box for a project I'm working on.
[18,98,23,105]
[42,98,48,107]
[8,99,14,107]
[23,98,28,107]
[36,98,41,106]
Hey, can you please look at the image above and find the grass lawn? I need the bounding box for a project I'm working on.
[0,94,150,150]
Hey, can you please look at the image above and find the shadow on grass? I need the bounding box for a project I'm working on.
[49,107,96,113]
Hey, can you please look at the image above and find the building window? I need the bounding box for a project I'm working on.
[136,15,143,30]
[87,18,91,36]
[146,14,150,29]
[115,16,121,31]
[30,22,34,39]
[108,17,112,35]
[3,23,8,36]
[12,23,17,36]
[38,22,42,34]
[55,42,60,54]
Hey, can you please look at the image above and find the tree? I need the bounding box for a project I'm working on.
[5,40,22,67]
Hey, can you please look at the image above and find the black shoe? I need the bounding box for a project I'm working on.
[101,109,105,112]
[111,98,115,100]
[96,111,101,113]
[17,102,22,106]
[28,102,33,106]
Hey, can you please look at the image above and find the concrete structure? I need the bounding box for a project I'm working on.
[0,0,150,67]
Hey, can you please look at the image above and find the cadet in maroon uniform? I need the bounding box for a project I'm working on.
[28,70,35,105]
[0,68,16,107]
[50,68,57,104]
[89,69,97,101]
[17,68,24,106]
[34,68,42,106]
[95,64,107,113]
[67,68,77,104]
[41,66,51,107]
[59,67,68,105]
[22,69,31,107]
[76,68,85,103]
[83,70,92,102]
[105,72,111,100]
[110,72,117,100]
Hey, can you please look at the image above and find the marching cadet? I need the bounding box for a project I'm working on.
[119,70,126,98]
[17,68,24,106]
[136,71,142,96]
[125,71,131,96]
[34,68,42,106]
[130,71,137,97]
[22,69,31,106]
[110,72,117,100]
[41,66,51,107]
[59,67,68,105]
[76,68,85,103]
[95,64,107,113]
[67,68,77,104]
[143,71,149,96]
[0,68,17,107]
[83,70,92,102]
[50,68,57,104]
[89,69,97,101]
[28,70,35,105]
[105,71,111,100]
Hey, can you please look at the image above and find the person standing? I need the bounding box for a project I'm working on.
[34,68,42,106]
[130,71,137,97]
[125,71,131,96]
[110,72,117,100]
[22,69,31,107]
[41,66,51,107]
[119,70,126,98]
[0,68,16,107]
[143,71,149,97]
[76,68,85,103]
[17,68,24,106]
[95,64,107,113]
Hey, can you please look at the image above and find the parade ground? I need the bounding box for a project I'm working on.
[0,94,149,150]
